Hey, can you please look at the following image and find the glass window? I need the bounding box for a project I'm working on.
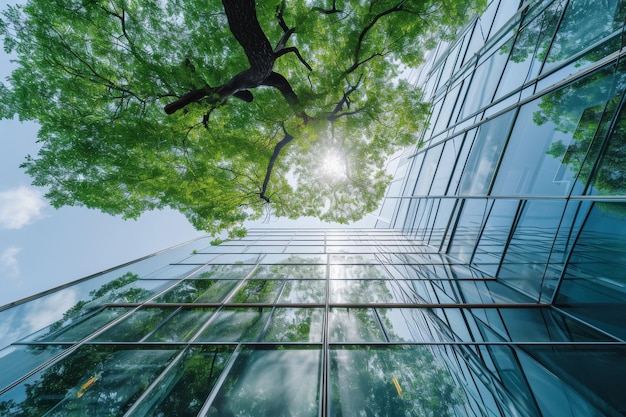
[252,264,326,279]
[378,308,434,342]
[472,199,520,275]
[262,308,323,342]
[205,346,321,417]
[91,307,175,342]
[278,280,326,304]
[494,0,565,98]
[193,280,239,303]
[229,280,283,303]
[447,128,476,195]
[498,200,568,301]
[448,199,490,263]
[143,264,200,279]
[130,346,234,417]
[155,279,232,303]
[191,264,255,279]
[412,144,443,196]
[457,110,516,195]
[329,308,385,342]
[145,308,215,342]
[521,344,626,415]
[329,280,414,304]
[0,344,66,391]
[329,264,389,279]
[430,135,463,195]
[195,308,270,342]
[459,36,515,118]
[555,202,626,339]
[589,96,626,196]
[0,345,179,416]
[492,65,625,196]
[543,0,626,72]
[36,308,128,343]
[329,346,462,417]
[261,253,327,264]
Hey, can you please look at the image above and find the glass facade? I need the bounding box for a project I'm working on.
[2,0,626,416]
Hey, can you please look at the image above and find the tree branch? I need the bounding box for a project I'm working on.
[259,125,295,203]
[346,0,406,74]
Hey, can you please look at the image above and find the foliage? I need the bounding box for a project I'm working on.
[0,0,485,236]
[539,62,626,203]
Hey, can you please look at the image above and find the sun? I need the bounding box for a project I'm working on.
[319,151,347,181]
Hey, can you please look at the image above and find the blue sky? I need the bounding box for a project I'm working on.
[0,0,204,305]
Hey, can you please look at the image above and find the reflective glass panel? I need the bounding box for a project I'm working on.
[229,280,283,303]
[329,346,461,417]
[191,264,255,279]
[262,308,323,342]
[543,0,626,72]
[329,264,389,279]
[154,279,232,303]
[329,308,385,342]
[205,346,320,417]
[145,308,215,342]
[555,202,626,339]
[0,344,66,391]
[129,346,234,417]
[35,308,128,343]
[195,308,270,342]
[329,280,415,304]
[278,280,326,303]
[492,65,625,196]
[0,346,178,416]
[91,307,174,342]
[457,110,516,195]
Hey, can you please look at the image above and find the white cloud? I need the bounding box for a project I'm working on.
[0,186,46,229]
[1,246,21,279]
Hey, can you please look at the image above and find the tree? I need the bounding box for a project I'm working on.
[0,0,485,236]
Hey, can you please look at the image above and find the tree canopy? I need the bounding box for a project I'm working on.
[0,0,485,236]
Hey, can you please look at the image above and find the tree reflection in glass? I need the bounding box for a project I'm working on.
[206,346,320,417]
[538,62,626,201]
[0,346,178,416]
[329,345,460,417]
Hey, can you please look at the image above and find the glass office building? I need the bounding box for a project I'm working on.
[2,0,626,416]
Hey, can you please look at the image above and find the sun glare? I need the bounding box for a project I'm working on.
[319,151,347,180]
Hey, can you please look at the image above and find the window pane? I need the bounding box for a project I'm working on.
[229,280,283,303]
[263,308,323,342]
[0,346,178,416]
[458,110,516,195]
[543,0,626,72]
[206,346,320,417]
[278,280,326,303]
[329,308,385,342]
[0,344,66,391]
[130,346,234,417]
[145,308,215,342]
[92,307,174,342]
[492,65,625,196]
[329,346,461,417]
[195,308,270,342]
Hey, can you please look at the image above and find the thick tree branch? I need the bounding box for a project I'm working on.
[259,125,295,203]
[164,0,305,114]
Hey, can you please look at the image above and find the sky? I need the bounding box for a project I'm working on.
[0,0,210,305]
[0,0,378,306]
